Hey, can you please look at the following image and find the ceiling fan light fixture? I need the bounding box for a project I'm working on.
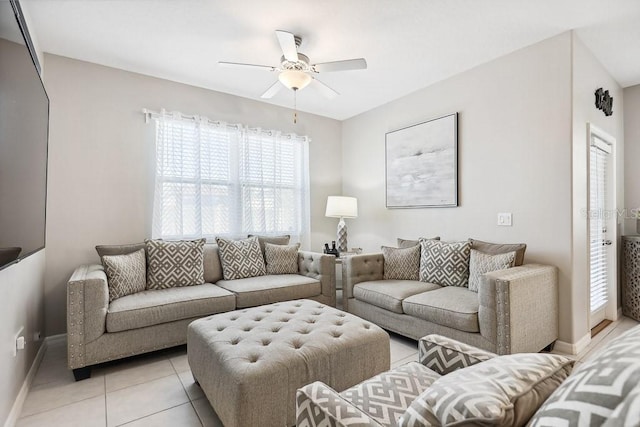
[278,70,312,91]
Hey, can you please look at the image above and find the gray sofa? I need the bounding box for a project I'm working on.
[342,251,558,355]
[67,243,335,380]
[297,325,640,426]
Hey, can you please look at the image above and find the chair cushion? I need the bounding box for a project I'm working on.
[106,283,235,333]
[216,236,266,280]
[400,353,573,427]
[419,239,471,287]
[402,287,480,332]
[216,274,321,308]
[102,249,147,302]
[145,238,206,289]
[353,280,441,314]
[341,362,440,426]
[382,245,420,280]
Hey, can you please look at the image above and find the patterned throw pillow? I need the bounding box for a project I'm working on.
[145,238,205,289]
[265,243,300,274]
[528,325,640,426]
[468,249,516,292]
[400,353,574,427]
[102,249,147,302]
[216,236,266,280]
[382,245,420,280]
[419,239,471,287]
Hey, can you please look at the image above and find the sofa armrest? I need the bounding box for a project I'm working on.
[479,264,558,354]
[298,251,336,307]
[342,253,384,310]
[418,334,496,375]
[67,264,109,369]
[296,382,383,427]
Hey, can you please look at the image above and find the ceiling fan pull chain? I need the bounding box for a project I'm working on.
[294,89,298,124]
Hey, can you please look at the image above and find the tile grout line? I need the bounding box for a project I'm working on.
[115,402,194,427]
[104,375,108,427]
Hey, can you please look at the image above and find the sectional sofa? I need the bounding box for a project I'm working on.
[67,240,335,380]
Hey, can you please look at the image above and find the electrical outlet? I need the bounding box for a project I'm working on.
[497,212,512,226]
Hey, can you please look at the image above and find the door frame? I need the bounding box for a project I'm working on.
[587,122,618,328]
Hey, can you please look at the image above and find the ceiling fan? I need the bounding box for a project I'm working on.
[219,30,367,99]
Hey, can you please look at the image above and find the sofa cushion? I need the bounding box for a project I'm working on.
[96,242,146,260]
[216,274,321,308]
[203,243,223,284]
[248,234,291,258]
[402,287,480,332]
[470,238,526,266]
[400,353,574,427]
[341,362,440,426]
[382,245,420,280]
[468,249,516,292]
[216,236,266,280]
[265,243,300,274]
[103,249,147,302]
[106,283,236,333]
[145,238,206,289]
[397,236,439,249]
[528,324,640,426]
[353,280,441,314]
[419,239,471,287]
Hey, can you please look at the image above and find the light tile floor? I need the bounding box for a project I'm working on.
[16,316,638,426]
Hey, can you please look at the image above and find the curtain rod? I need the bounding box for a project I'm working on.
[142,108,309,142]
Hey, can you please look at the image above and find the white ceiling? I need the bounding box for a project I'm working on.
[25,0,640,120]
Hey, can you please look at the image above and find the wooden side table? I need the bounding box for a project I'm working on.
[622,235,640,321]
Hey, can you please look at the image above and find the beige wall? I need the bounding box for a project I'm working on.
[342,33,575,343]
[570,33,625,348]
[43,54,342,335]
[624,84,640,234]
[0,250,45,425]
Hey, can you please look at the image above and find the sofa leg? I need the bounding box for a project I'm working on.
[73,367,91,381]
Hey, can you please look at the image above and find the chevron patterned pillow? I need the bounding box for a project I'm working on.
[419,239,471,287]
[102,248,147,301]
[265,243,300,274]
[400,353,574,427]
[216,236,266,280]
[145,238,205,289]
[468,249,516,292]
[382,245,420,280]
[529,325,640,426]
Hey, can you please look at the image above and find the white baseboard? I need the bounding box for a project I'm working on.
[3,334,66,427]
[555,332,591,356]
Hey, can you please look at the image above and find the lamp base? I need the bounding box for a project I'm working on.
[337,218,348,253]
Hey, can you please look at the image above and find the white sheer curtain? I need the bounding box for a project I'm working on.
[150,110,310,247]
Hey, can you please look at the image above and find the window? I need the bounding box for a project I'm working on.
[149,110,310,246]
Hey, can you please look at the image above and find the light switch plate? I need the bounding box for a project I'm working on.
[497,212,512,226]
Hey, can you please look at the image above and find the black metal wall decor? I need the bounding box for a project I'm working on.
[595,87,613,117]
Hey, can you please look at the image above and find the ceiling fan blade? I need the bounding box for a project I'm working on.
[218,61,276,71]
[312,58,367,73]
[275,30,299,62]
[312,77,339,99]
[261,81,283,99]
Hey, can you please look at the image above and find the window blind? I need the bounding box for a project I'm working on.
[589,137,611,314]
[150,110,310,246]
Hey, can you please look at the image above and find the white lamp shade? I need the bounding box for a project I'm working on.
[325,196,358,218]
[278,70,312,91]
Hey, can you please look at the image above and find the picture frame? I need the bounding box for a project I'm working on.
[385,113,458,208]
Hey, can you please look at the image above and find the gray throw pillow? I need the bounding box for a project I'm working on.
[96,242,146,261]
[468,249,516,292]
[382,245,420,280]
[529,325,640,426]
[469,238,526,266]
[397,236,439,249]
[216,236,266,280]
[248,234,291,258]
[102,249,147,302]
[400,353,574,427]
[419,239,471,287]
[145,238,205,289]
[265,243,300,274]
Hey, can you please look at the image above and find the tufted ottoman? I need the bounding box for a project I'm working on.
[187,299,390,427]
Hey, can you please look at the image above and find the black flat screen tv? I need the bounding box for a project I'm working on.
[0,0,49,270]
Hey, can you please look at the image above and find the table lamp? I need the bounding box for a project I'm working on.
[325,196,358,253]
